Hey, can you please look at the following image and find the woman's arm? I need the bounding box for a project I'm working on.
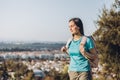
[80,44,97,60]
[80,36,98,60]
[84,48,98,60]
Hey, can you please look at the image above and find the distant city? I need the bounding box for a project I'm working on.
[0,41,65,51]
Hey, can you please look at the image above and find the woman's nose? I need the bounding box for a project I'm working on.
[69,27,72,31]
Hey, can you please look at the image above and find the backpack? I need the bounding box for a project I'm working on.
[66,36,99,68]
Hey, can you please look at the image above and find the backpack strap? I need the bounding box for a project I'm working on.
[65,38,72,49]
[80,36,87,46]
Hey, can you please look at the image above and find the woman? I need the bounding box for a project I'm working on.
[61,17,97,80]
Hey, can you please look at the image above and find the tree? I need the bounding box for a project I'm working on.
[93,0,120,79]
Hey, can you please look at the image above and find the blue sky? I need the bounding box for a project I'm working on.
[0,0,114,42]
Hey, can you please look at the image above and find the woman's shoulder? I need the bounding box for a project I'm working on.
[83,36,94,44]
[66,38,73,48]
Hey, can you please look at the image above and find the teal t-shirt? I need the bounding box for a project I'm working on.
[68,36,94,72]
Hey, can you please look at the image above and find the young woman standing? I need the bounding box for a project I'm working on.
[61,17,97,80]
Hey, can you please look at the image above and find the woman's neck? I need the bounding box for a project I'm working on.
[73,34,82,41]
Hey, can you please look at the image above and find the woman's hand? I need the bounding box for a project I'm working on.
[79,44,95,59]
[61,46,67,53]
[80,45,97,59]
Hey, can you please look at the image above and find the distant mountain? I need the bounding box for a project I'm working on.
[0,42,65,51]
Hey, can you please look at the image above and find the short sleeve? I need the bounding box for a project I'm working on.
[86,37,95,50]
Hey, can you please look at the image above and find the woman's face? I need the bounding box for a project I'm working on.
[69,21,80,35]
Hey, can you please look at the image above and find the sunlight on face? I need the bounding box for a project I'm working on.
[69,21,80,35]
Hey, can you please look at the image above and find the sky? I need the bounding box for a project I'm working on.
[0,0,114,42]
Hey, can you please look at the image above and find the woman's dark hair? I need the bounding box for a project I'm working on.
[69,17,84,35]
